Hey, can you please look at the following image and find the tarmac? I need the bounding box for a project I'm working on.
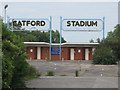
[25,60,118,88]
[26,77,118,88]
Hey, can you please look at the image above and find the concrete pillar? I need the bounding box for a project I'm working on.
[70,48,74,60]
[85,48,89,60]
[92,48,95,55]
[37,47,41,60]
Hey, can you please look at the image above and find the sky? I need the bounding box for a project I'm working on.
[0,1,119,43]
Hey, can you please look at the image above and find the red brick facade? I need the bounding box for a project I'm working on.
[25,42,98,61]
[74,47,84,60]
[41,47,49,60]
[26,47,37,60]
[89,48,92,60]
[61,47,70,60]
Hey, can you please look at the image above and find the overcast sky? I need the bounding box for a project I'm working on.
[1,1,118,43]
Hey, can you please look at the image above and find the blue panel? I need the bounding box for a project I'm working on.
[51,47,60,55]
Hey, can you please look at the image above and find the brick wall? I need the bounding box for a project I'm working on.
[41,47,49,60]
[26,47,37,60]
[26,46,95,60]
[74,47,84,60]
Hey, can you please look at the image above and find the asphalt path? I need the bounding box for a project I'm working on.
[26,77,118,88]
[26,60,118,88]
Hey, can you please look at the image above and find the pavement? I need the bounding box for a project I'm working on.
[25,60,118,88]
[27,60,92,76]
[26,77,118,88]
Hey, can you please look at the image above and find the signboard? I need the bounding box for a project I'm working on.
[7,16,53,60]
[8,17,50,31]
[51,47,60,55]
[62,19,103,31]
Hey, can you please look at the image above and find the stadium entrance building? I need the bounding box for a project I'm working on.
[24,42,99,61]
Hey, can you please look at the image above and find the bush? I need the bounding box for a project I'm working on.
[2,54,14,88]
[2,22,38,88]
[46,71,54,76]
[75,70,79,77]
[23,65,40,80]
[92,46,116,65]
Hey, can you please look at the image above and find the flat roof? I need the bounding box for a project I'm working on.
[24,42,99,47]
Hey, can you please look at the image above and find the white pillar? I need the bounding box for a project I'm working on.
[92,48,95,55]
[37,47,41,60]
[70,48,74,60]
[85,48,89,60]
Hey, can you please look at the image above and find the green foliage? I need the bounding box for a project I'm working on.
[89,38,101,43]
[2,23,14,88]
[105,24,120,61]
[92,24,120,65]
[24,66,41,80]
[92,46,116,65]
[89,39,94,43]
[2,54,14,88]
[14,30,66,43]
[2,23,27,88]
[2,22,38,88]
[75,70,79,77]
[46,71,55,76]
[0,17,2,89]
[96,38,101,43]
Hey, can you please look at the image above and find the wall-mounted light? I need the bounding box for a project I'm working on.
[78,49,81,53]
[30,49,33,52]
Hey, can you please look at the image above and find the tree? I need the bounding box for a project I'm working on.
[2,22,14,88]
[2,22,38,88]
[92,46,116,65]
[89,39,94,43]
[106,24,120,61]
[0,17,2,89]
[96,38,101,43]
[14,30,66,43]
[92,24,120,64]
